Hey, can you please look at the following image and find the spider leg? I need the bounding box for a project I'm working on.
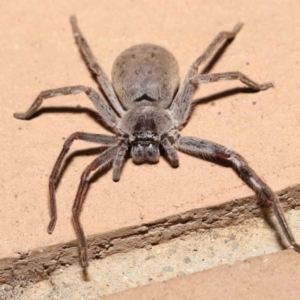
[70,16,125,117]
[14,85,119,130]
[190,72,273,91]
[161,137,179,167]
[170,23,243,126]
[175,136,300,252]
[48,132,118,234]
[170,23,273,128]
[72,145,119,271]
[112,141,128,181]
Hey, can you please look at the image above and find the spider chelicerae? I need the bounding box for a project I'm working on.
[14,16,300,274]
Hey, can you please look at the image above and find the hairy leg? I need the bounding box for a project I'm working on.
[48,132,118,233]
[70,16,125,116]
[176,136,300,252]
[161,137,179,167]
[170,23,243,126]
[14,85,119,130]
[72,146,119,272]
[190,71,273,91]
[112,141,128,181]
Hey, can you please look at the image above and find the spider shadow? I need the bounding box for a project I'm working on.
[74,42,119,111]
[54,145,112,194]
[187,36,263,113]
[28,106,113,133]
[76,28,252,115]
[192,86,258,107]
[186,153,286,248]
[258,200,290,250]
[259,203,286,249]
[201,38,235,75]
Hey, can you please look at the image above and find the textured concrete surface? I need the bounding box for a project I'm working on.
[105,250,300,300]
[1,0,300,298]
[1,210,300,299]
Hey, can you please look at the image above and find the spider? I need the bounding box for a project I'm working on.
[14,16,300,274]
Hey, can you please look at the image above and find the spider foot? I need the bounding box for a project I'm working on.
[260,82,274,91]
[232,22,244,34]
[47,218,57,234]
[81,249,89,279]
[13,112,27,120]
[82,267,90,281]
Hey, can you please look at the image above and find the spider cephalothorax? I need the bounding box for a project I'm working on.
[14,16,300,275]
[121,106,173,165]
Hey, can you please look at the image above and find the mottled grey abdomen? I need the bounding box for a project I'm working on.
[112,44,180,110]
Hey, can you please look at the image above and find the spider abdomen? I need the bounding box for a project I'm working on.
[112,44,180,110]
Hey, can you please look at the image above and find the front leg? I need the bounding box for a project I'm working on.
[70,16,125,117]
[175,136,300,252]
[169,23,243,127]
